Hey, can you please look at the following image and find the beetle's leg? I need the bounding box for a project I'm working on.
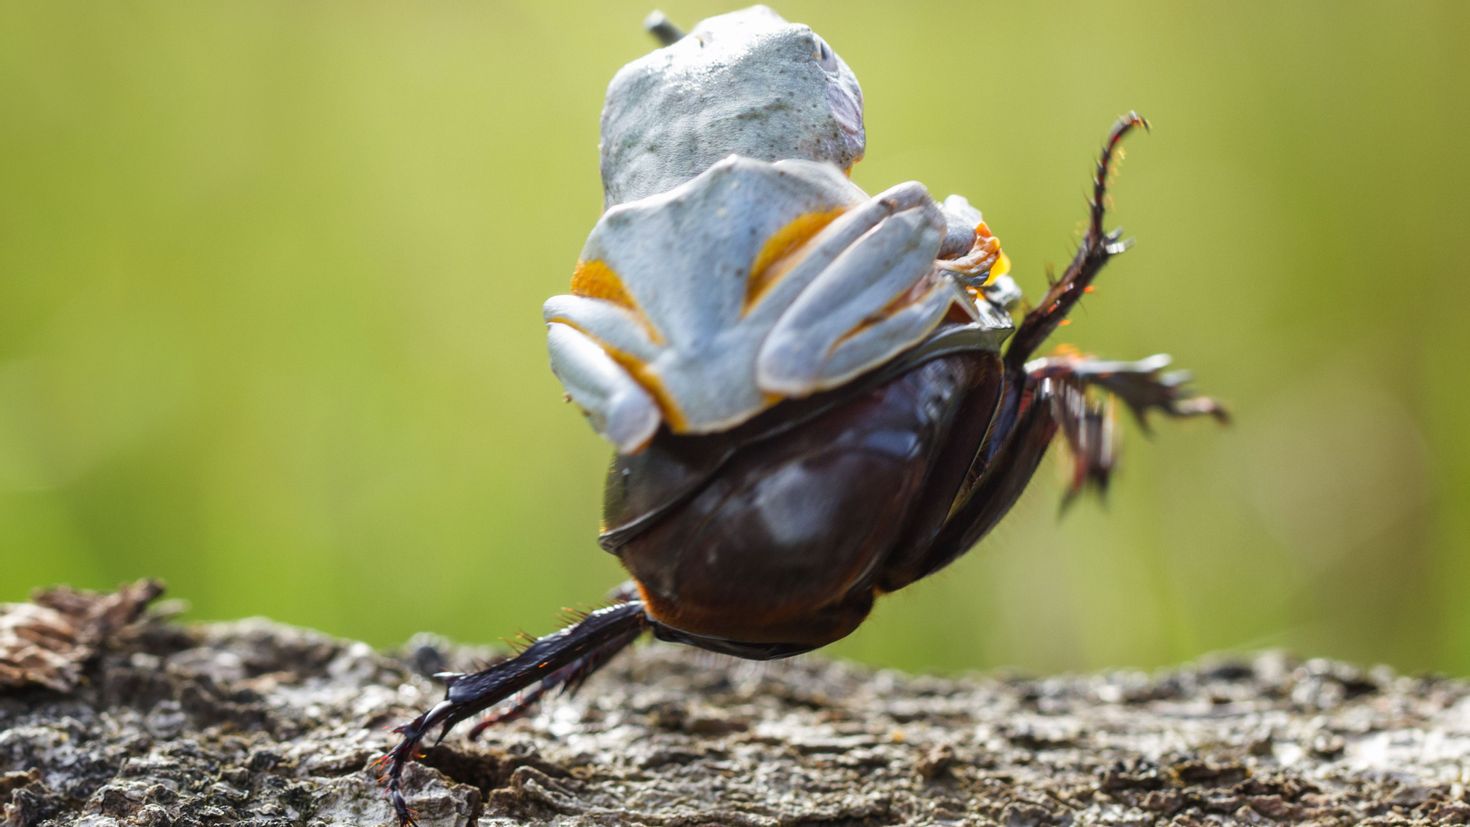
[878,353,1223,590]
[464,582,642,738]
[1026,353,1229,430]
[377,595,649,827]
[1004,112,1148,369]
[1028,353,1227,506]
[463,651,596,736]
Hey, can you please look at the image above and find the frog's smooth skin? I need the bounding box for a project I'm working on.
[545,6,1012,454]
[599,5,865,208]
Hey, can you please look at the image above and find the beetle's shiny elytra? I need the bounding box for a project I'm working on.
[380,9,1226,823]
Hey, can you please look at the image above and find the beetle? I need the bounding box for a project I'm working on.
[379,7,1226,823]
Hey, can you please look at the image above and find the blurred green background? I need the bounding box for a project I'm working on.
[2,1,1467,676]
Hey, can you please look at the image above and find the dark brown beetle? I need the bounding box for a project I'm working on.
[379,10,1225,824]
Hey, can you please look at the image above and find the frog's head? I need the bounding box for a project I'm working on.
[600,6,866,207]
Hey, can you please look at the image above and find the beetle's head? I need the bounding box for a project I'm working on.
[600,6,866,207]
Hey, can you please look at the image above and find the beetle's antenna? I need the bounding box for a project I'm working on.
[645,11,685,46]
[1005,112,1148,369]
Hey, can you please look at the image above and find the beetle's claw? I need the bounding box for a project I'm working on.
[1098,362,1229,431]
[377,698,461,827]
[392,793,420,827]
[381,599,650,824]
[1151,390,1230,428]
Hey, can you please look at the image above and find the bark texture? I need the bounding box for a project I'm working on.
[2,583,1469,826]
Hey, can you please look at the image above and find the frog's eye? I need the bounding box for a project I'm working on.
[813,36,839,73]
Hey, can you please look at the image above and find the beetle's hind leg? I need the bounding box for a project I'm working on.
[376,591,649,826]
[465,581,644,738]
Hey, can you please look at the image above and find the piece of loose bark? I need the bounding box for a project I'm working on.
[0,579,162,692]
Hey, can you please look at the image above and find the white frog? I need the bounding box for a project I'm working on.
[544,6,1015,453]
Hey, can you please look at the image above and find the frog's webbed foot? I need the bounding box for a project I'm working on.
[375,595,649,827]
[1026,352,1228,505]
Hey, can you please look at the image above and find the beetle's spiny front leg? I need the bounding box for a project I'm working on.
[897,352,1224,586]
[1027,353,1227,505]
[1004,112,1147,369]
[1027,353,1230,430]
[377,595,649,826]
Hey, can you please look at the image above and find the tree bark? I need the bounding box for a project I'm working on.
[2,583,1468,826]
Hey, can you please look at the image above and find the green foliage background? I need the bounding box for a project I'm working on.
[2,1,1467,675]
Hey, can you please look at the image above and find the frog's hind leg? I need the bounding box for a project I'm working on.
[377,591,649,826]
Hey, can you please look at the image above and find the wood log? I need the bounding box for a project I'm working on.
[2,583,1467,826]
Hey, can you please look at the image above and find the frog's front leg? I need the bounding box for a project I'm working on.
[544,322,661,453]
[756,183,987,396]
[935,193,1011,290]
